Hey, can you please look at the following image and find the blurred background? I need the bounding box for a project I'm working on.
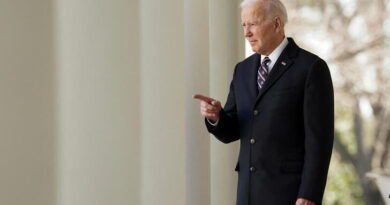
[0,0,388,205]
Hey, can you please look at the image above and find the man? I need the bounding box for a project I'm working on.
[194,0,334,204]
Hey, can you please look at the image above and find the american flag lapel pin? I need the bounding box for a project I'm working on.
[281,61,287,66]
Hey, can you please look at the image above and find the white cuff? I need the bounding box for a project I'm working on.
[207,119,219,126]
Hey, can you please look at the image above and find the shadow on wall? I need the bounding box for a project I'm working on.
[0,1,56,205]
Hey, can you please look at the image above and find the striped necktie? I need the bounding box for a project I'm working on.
[258,57,271,90]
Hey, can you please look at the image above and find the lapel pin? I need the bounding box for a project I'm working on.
[281,61,287,66]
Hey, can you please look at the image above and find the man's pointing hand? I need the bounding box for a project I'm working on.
[193,94,222,122]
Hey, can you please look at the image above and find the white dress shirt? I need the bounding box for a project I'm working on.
[261,37,289,73]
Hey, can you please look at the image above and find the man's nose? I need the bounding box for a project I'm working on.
[244,27,252,37]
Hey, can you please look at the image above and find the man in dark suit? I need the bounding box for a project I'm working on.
[194,0,334,204]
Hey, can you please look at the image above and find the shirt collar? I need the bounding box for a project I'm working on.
[261,37,289,72]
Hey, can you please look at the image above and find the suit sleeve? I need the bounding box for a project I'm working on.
[298,59,334,204]
[205,64,240,144]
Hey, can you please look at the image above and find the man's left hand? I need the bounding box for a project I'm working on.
[296,198,315,205]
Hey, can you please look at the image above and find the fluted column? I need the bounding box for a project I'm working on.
[129,0,141,204]
[184,0,211,204]
[55,0,137,204]
[0,1,55,205]
[140,1,186,204]
[141,0,213,204]
[209,0,244,204]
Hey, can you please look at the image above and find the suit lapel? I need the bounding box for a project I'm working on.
[253,38,299,108]
[248,54,260,100]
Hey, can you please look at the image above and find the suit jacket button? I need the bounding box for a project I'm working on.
[250,138,256,144]
[253,110,258,116]
[250,166,256,172]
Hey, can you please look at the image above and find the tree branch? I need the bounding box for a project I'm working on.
[334,132,358,169]
[330,35,385,63]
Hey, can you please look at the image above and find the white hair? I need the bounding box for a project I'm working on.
[240,0,288,24]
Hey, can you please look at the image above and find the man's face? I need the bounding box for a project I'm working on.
[241,4,277,55]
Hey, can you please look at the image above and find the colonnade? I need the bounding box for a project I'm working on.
[0,0,244,204]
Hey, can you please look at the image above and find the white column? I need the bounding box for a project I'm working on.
[55,0,137,204]
[209,0,244,204]
[129,0,141,204]
[184,0,211,205]
[0,1,56,205]
[140,1,186,204]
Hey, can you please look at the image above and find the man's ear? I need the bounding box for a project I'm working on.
[274,16,282,32]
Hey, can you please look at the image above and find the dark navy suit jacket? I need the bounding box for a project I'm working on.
[206,38,334,205]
